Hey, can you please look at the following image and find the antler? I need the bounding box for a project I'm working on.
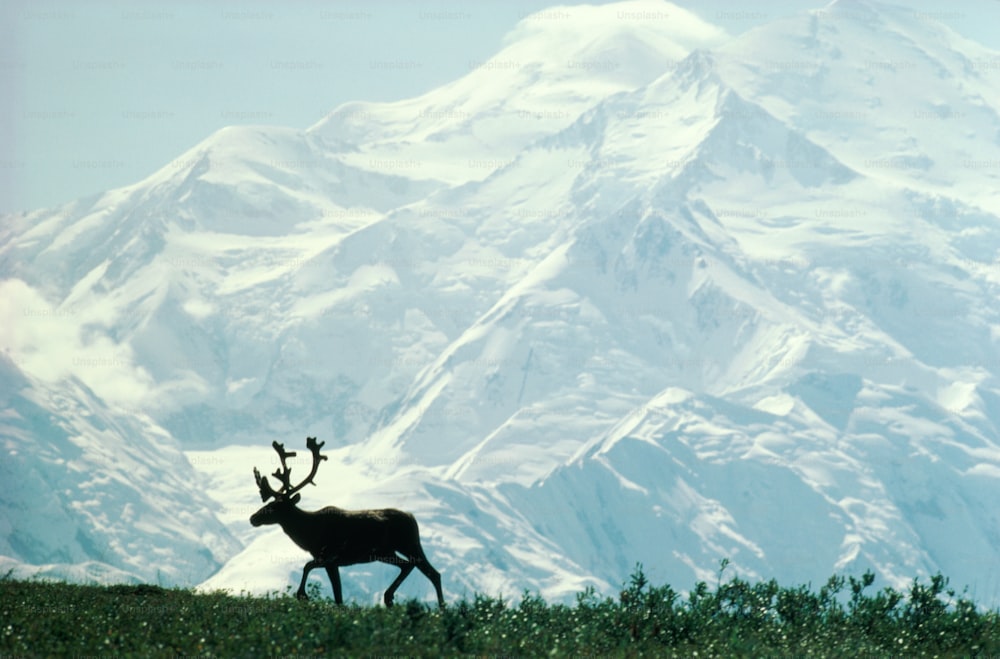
[253,437,327,501]
[254,467,279,502]
[269,441,297,493]
[285,436,328,497]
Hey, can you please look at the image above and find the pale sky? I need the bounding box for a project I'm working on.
[2,0,998,214]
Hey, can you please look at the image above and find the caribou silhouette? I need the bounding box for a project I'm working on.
[249,436,445,607]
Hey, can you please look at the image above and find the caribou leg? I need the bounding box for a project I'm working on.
[377,552,444,607]
[415,558,445,607]
[325,565,343,604]
[406,543,445,607]
[375,551,445,608]
[383,558,416,606]
[296,555,338,600]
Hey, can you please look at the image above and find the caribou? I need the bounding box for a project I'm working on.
[249,436,445,607]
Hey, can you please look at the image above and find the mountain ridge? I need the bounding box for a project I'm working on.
[3,0,1000,605]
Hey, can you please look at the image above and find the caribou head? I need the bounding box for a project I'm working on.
[250,436,326,527]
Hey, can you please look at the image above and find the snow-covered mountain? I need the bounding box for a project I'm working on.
[0,343,238,585]
[308,0,728,187]
[4,0,1000,606]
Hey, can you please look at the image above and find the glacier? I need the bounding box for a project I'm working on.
[3,0,1000,607]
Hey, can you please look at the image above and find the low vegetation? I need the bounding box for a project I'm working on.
[2,562,998,656]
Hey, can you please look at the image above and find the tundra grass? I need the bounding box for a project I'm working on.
[2,564,998,657]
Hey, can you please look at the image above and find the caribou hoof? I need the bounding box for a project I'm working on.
[296,589,309,601]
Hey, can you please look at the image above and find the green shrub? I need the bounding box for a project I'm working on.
[2,565,998,656]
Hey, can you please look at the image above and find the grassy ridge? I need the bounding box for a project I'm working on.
[2,564,999,657]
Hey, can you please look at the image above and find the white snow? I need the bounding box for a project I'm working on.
[2,0,1000,608]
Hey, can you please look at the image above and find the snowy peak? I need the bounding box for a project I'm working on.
[499,0,728,84]
[694,89,856,188]
[562,46,855,198]
[715,0,1000,200]
[155,125,440,233]
[820,0,883,21]
[308,1,729,186]
[506,1,727,48]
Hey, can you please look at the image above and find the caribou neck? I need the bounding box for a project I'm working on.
[275,506,322,550]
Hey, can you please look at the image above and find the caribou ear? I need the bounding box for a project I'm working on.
[290,493,301,505]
